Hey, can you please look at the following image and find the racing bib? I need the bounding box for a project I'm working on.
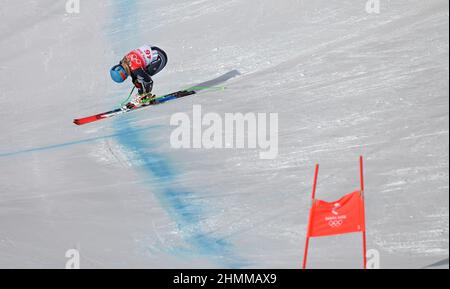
[125,45,153,71]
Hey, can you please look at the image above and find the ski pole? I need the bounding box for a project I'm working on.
[120,86,136,107]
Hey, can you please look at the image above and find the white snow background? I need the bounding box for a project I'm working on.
[0,0,448,268]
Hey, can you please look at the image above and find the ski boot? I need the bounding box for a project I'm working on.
[124,93,156,110]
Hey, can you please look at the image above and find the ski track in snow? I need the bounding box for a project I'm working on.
[105,0,245,268]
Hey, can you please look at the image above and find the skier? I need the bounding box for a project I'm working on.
[110,45,168,109]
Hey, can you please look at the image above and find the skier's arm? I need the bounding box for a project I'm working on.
[131,68,153,94]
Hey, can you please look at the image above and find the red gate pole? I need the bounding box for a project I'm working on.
[360,156,367,269]
[302,234,311,270]
[312,164,319,200]
[302,164,319,269]
[360,156,365,193]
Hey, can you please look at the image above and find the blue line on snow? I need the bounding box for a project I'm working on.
[0,125,161,158]
[108,0,245,267]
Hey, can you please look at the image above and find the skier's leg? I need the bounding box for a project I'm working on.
[148,46,168,76]
[134,69,153,94]
[147,57,162,76]
[125,69,155,109]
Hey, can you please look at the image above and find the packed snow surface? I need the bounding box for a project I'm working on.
[0,0,448,268]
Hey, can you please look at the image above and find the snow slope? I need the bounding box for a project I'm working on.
[0,0,448,268]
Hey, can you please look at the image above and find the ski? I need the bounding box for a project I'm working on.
[73,90,196,126]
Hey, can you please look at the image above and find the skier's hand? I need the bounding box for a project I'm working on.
[134,83,142,90]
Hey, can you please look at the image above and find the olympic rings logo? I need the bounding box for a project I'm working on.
[129,54,142,65]
[328,219,343,227]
